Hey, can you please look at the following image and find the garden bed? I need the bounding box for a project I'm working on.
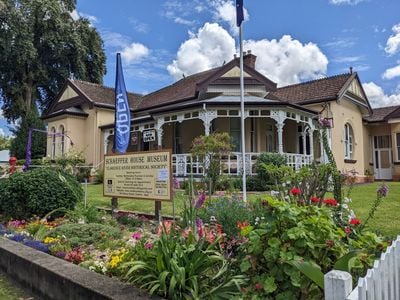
[0,237,159,300]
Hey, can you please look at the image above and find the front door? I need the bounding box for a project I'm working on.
[373,135,392,180]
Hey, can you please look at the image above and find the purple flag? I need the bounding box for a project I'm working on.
[236,0,244,27]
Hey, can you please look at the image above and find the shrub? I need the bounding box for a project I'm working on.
[0,168,83,219]
[48,223,122,247]
[238,198,386,299]
[255,153,287,190]
[197,196,254,238]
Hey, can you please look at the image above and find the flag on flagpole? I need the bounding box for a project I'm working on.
[236,0,244,27]
[113,53,131,154]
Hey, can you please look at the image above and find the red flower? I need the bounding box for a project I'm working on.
[255,283,263,290]
[323,198,338,207]
[350,218,361,226]
[345,227,351,234]
[310,196,320,203]
[237,221,250,230]
[290,187,301,196]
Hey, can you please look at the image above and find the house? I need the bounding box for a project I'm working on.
[42,52,396,182]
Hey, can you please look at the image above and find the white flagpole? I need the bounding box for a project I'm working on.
[239,24,247,202]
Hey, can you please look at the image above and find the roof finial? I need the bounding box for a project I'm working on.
[349,66,353,74]
[182,73,186,78]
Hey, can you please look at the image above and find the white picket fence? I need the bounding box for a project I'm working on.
[325,235,400,300]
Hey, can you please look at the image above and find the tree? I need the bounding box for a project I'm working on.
[0,135,12,150]
[191,132,232,193]
[10,106,46,159]
[0,0,106,121]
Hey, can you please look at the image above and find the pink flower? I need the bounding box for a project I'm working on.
[345,227,351,235]
[255,282,263,290]
[131,232,142,240]
[144,242,153,249]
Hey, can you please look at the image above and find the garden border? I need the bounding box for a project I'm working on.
[0,237,162,300]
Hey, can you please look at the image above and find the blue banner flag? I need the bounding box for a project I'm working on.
[113,53,131,154]
[236,0,244,27]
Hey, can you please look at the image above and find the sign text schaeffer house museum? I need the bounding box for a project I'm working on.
[103,151,172,201]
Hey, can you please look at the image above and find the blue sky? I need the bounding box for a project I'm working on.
[1,0,400,135]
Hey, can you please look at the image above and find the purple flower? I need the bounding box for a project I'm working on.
[173,177,180,189]
[196,218,203,228]
[131,232,142,240]
[319,118,332,128]
[194,193,206,209]
[23,240,49,253]
[377,183,389,197]
[144,242,153,249]
[56,251,66,258]
[9,234,25,242]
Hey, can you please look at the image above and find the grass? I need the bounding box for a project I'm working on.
[345,181,400,238]
[0,271,31,300]
[86,181,400,237]
[86,183,186,216]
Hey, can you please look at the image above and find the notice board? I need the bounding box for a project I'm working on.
[103,150,172,201]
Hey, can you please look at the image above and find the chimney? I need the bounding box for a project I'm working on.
[244,50,256,69]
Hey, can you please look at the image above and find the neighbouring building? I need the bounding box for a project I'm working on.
[42,52,397,182]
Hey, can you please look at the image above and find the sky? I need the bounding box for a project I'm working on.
[1,0,400,135]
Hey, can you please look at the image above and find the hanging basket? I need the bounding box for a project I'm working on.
[318,117,334,128]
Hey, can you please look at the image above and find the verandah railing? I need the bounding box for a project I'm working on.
[172,152,313,177]
[324,236,400,300]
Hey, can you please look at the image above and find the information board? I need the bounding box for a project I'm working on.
[103,150,172,201]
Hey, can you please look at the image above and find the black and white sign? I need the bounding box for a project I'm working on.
[143,130,156,142]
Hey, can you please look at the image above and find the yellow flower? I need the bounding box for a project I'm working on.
[43,237,60,244]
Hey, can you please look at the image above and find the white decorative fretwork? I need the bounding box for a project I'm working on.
[199,110,218,136]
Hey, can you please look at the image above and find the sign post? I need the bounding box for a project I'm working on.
[104,150,172,220]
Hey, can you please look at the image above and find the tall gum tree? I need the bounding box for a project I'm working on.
[0,0,106,121]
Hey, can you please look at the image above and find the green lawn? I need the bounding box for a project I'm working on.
[86,182,400,237]
[86,184,185,216]
[0,271,31,300]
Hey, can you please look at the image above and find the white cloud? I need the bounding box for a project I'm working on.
[129,18,150,33]
[0,128,4,136]
[162,0,203,26]
[167,23,236,79]
[329,0,365,5]
[363,82,400,108]
[70,9,98,25]
[244,35,328,86]
[333,55,363,63]
[383,64,400,80]
[167,23,328,86]
[211,0,249,35]
[101,31,130,49]
[174,17,195,26]
[385,23,400,55]
[120,43,150,65]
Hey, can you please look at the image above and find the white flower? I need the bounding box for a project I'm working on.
[271,190,280,196]
[255,217,260,222]
[282,183,286,187]
[210,216,217,222]
[343,197,352,203]
[261,216,265,220]
[341,204,348,209]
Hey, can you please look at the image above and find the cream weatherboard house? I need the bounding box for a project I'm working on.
[42,52,398,182]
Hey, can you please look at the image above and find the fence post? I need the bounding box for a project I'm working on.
[324,270,353,300]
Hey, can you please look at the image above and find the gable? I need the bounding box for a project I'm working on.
[59,86,79,102]
[347,79,366,100]
[339,76,371,114]
[221,66,251,77]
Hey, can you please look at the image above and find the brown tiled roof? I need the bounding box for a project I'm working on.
[137,68,219,110]
[72,80,143,110]
[364,105,400,122]
[270,73,354,104]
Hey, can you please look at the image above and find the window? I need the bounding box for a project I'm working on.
[230,118,241,152]
[59,125,65,156]
[250,118,257,152]
[51,127,56,158]
[344,123,354,159]
[397,133,400,161]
